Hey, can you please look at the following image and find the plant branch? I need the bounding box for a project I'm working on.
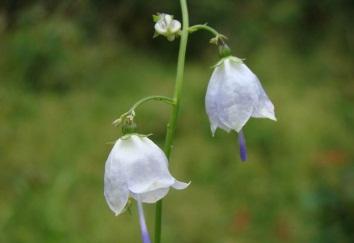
[188,24,227,45]
[189,24,219,36]
[129,96,175,113]
[112,96,174,126]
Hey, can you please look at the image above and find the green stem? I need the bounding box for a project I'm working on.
[189,24,219,36]
[129,95,175,113]
[189,24,227,46]
[112,96,174,126]
[154,0,189,242]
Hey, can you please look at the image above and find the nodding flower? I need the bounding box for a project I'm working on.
[104,134,189,242]
[205,56,276,161]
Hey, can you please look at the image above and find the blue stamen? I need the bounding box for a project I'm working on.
[238,130,247,162]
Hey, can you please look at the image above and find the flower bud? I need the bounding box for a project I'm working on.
[153,13,181,41]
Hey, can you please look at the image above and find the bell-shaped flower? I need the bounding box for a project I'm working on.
[205,56,276,161]
[104,134,189,242]
[104,134,189,214]
[205,56,276,135]
[153,13,181,41]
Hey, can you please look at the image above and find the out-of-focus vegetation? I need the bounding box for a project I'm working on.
[1,1,353,242]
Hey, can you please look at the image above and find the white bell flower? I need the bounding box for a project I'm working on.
[104,134,189,216]
[154,13,181,41]
[205,56,276,136]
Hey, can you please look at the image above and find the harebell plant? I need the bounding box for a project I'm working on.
[103,1,276,242]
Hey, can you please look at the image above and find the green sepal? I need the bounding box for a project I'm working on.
[209,37,218,45]
[218,43,232,58]
[152,14,160,22]
[211,56,244,68]
[106,140,118,145]
[153,32,159,38]
[116,198,133,215]
[120,133,153,140]
[167,35,175,41]
[209,34,228,45]
[122,121,137,135]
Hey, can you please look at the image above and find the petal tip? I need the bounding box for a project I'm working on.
[267,113,277,121]
[211,126,217,137]
[172,180,190,190]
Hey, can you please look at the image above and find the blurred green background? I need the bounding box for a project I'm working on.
[1,0,353,242]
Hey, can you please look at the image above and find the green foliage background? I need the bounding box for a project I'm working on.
[1,1,353,242]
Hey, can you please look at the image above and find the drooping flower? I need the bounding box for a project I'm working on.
[153,13,181,41]
[104,134,189,242]
[205,56,276,160]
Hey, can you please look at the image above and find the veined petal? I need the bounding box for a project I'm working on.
[131,179,189,203]
[163,14,173,25]
[154,22,167,34]
[205,61,233,135]
[132,188,170,203]
[218,60,259,132]
[172,180,190,190]
[169,20,181,33]
[124,136,175,194]
[252,80,276,121]
[104,140,129,215]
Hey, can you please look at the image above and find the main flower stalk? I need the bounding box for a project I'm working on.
[154,0,189,242]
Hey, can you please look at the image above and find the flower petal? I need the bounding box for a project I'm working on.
[132,188,170,203]
[104,140,129,215]
[163,14,173,25]
[169,20,181,33]
[172,180,190,190]
[252,80,276,121]
[154,22,167,34]
[131,180,189,203]
[205,61,233,135]
[124,136,175,194]
[218,60,259,132]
